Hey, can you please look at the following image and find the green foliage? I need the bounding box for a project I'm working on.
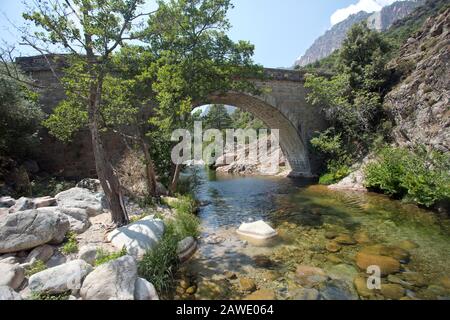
[0,70,44,159]
[306,22,394,181]
[94,247,127,266]
[202,105,233,131]
[30,178,76,197]
[61,232,78,255]
[365,146,450,207]
[231,108,266,131]
[30,291,71,301]
[25,260,47,277]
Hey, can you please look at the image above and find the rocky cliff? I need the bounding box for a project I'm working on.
[295,0,425,67]
[385,6,449,153]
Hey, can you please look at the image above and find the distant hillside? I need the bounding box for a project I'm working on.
[294,0,425,68]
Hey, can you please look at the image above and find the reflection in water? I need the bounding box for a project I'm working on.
[181,167,450,300]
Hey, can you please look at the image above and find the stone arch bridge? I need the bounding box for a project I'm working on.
[17,55,326,178]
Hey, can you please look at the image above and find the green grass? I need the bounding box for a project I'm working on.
[25,260,47,277]
[94,247,128,266]
[30,291,71,300]
[61,232,79,255]
[138,194,200,298]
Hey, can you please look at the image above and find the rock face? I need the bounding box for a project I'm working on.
[385,6,450,153]
[134,278,159,300]
[0,209,70,253]
[80,255,137,300]
[214,134,289,176]
[294,0,424,67]
[55,187,105,217]
[28,260,93,294]
[107,216,165,259]
[0,286,22,300]
[237,220,278,241]
[0,263,25,290]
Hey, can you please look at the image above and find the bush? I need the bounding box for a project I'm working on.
[61,232,78,254]
[365,146,450,207]
[25,260,47,277]
[94,247,127,266]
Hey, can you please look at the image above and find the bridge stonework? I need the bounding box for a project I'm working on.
[17,56,326,178]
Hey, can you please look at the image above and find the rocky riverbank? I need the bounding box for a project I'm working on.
[0,179,197,300]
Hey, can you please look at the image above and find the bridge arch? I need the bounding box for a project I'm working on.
[205,91,311,176]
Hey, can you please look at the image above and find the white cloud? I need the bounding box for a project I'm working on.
[330,0,400,25]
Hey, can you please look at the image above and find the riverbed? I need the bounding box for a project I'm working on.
[175,167,450,300]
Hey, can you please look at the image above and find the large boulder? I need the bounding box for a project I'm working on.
[0,209,70,253]
[59,208,91,234]
[55,187,105,217]
[33,197,57,209]
[107,216,165,259]
[0,263,25,290]
[134,278,159,300]
[77,245,100,266]
[80,255,137,300]
[0,286,22,300]
[237,220,278,241]
[28,260,93,294]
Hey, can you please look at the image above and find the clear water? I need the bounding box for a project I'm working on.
[181,167,450,300]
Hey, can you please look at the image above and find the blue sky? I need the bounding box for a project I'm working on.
[0,0,399,68]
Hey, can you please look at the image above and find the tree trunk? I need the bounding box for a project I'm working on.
[169,163,182,195]
[88,72,128,226]
[139,131,158,196]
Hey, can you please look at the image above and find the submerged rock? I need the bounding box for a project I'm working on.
[107,216,165,259]
[319,279,359,300]
[239,278,257,292]
[380,283,406,300]
[244,289,276,300]
[355,252,401,276]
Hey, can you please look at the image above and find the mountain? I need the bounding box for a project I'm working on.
[294,0,425,68]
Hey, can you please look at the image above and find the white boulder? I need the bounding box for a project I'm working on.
[134,278,159,300]
[0,209,70,253]
[55,187,105,217]
[80,255,137,300]
[0,196,15,208]
[237,220,278,240]
[0,286,22,300]
[25,245,54,264]
[0,263,25,290]
[28,259,93,294]
[107,216,164,259]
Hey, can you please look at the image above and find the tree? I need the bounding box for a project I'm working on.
[231,109,265,131]
[145,0,262,194]
[203,105,232,131]
[22,0,153,226]
[0,65,43,159]
[305,22,393,183]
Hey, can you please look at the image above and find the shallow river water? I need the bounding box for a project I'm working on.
[177,168,450,300]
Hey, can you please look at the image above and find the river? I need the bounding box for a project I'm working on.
[176,167,450,300]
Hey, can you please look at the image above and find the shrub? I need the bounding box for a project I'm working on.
[61,232,78,254]
[365,146,450,207]
[94,247,127,266]
[25,260,47,277]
